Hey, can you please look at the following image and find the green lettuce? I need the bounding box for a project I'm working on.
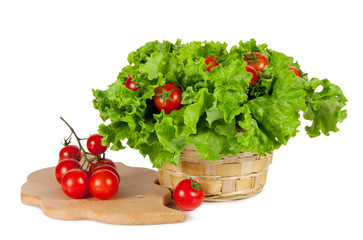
[92,39,347,168]
[302,78,348,137]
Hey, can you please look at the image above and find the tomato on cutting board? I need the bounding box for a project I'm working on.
[89,169,119,200]
[87,134,108,155]
[86,158,116,177]
[61,169,89,199]
[59,145,82,161]
[55,158,81,184]
[92,164,120,182]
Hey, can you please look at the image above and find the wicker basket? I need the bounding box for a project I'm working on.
[158,145,273,201]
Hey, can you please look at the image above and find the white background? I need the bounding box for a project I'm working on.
[1,0,362,239]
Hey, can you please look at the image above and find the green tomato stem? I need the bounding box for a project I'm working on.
[156,86,175,104]
[190,177,204,191]
[60,117,94,169]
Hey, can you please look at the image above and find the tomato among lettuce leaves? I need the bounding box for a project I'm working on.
[125,74,141,91]
[244,52,269,72]
[153,83,182,114]
[204,56,218,72]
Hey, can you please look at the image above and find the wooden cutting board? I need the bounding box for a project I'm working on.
[21,162,186,225]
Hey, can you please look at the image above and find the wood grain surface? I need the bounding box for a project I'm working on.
[21,162,186,225]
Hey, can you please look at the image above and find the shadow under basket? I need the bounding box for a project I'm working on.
[158,145,273,201]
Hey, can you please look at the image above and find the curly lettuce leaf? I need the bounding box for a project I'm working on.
[236,105,277,154]
[178,41,228,62]
[182,87,214,134]
[303,78,347,137]
[210,60,251,123]
[127,40,178,65]
[147,142,181,168]
[154,116,188,153]
[179,57,210,90]
[186,130,223,161]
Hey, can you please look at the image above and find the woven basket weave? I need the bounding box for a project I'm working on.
[158,145,273,201]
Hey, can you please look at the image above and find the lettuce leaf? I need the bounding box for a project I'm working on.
[303,78,347,137]
[211,59,251,123]
[236,105,277,154]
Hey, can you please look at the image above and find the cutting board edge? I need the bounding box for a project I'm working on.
[21,191,186,224]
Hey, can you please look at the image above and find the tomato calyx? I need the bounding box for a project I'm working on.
[156,86,176,104]
[153,83,182,114]
[190,177,204,191]
[61,133,72,146]
[245,52,261,63]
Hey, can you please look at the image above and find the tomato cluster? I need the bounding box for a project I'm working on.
[56,118,120,200]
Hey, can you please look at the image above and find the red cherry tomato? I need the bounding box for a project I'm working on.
[87,134,108,155]
[244,52,269,72]
[59,145,82,161]
[93,165,120,182]
[246,65,258,84]
[153,83,182,114]
[288,66,302,78]
[204,56,218,72]
[55,159,81,184]
[89,169,119,200]
[173,178,204,211]
[102,158,116,168]
[125,74,140,91]
[86,158,116,177]
[61,169,89,199]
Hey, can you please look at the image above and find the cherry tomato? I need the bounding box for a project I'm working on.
[101,158,116,168]
[86,158,116,177]
[93,165,120,182]
[61,169,89,199]
[288,66,302,78]
[59,145,82,161]
[55,159,81,184]
[205,56,218,72]
[246,65,258,84]
[153,83,182,114]
[173,178,204,211]
[125,74,140,91]
[87,134,108,155]
[89,169,119,200]
[244,52,269,72]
